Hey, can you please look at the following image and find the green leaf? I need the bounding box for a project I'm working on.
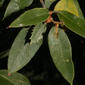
[4,0,33,18]
[58,11,85,38]
[10,8,49,27]
[0,70,30,85]
[45,0,55,8]
[8,28,28,73]
[0,49,9,59]
[74,0,84,19]
[0,0,4,8]
[54,0,79,17]
[48,27,74,84]
[8,23,46,73]
[0,76,13,85]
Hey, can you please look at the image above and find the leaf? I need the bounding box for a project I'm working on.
[8,28,28,73]
[58,11,85,38]
[54,0,79,16]
[0,49,9,59]
[10,8,49,27]
[0,0,4,8]
[8,23,46,73]
[0,70,30,85]
[74,0,84,19]
[0,76,13,85]
[45,0,55,8]
[48,27,74,84]
[4,0,33,18]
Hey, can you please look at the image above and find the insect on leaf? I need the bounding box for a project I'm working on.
[8,23,47,73]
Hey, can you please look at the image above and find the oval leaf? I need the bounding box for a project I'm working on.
[8,28,28,73]
[54,0,79,16]
[58,11,85,38]
[8,23,46,73]
[4,0,33,18]
[0,70,30,85]
[48,27,74,84]
[10,8,49,27]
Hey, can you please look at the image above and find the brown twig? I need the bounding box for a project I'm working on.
[52,20,64,25]
[45,10,64,36]
[40,0,46,8]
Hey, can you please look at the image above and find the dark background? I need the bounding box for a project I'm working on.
[0,0,85,85]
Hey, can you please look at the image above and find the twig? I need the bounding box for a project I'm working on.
[52,20,64,25]
[40,0,46,8]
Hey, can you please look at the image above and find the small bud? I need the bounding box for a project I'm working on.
[8,73,11,76]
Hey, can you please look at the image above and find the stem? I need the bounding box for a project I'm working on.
[52,20,64,25]
[40,0,46,8]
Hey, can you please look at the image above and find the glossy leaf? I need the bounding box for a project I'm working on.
[45,0,55,8]
[10,8,49,27]
[4,0,33,18]
[48,27,74,84]
[0,70,30,85]
[58,11,85,38]
[54,0,79,16]
[8,24,46,73]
